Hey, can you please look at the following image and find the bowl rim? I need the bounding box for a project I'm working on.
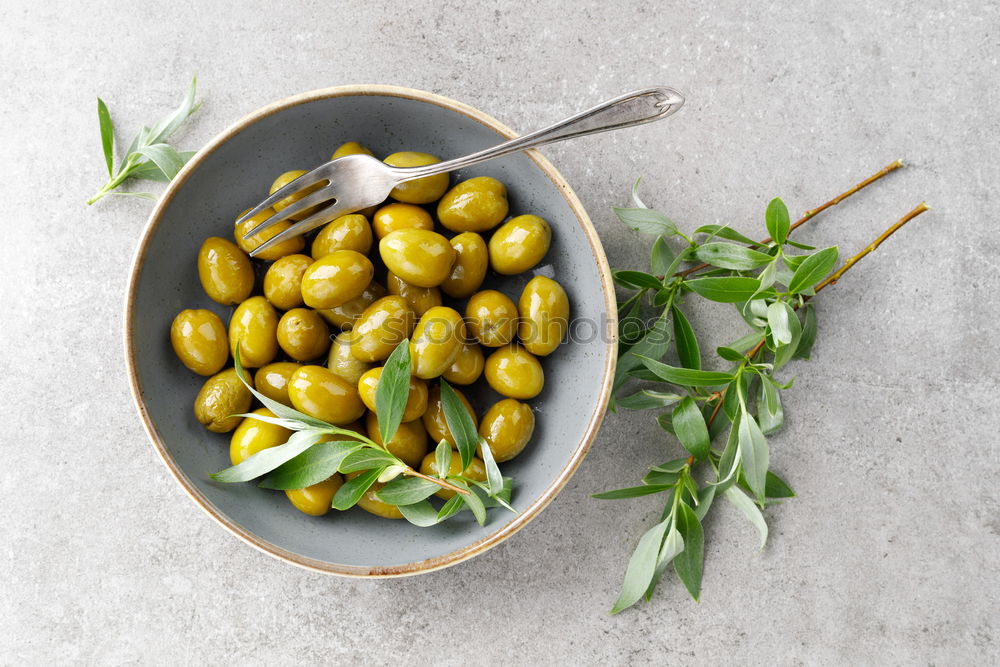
[124,84,618,577]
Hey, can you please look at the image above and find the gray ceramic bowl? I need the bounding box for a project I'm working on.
[125,85,616,576]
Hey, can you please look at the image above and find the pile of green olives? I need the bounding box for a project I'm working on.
[170,140,570,519]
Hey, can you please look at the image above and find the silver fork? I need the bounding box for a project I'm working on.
[238,86,684,257]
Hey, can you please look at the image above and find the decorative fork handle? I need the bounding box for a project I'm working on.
[396,87,684,182]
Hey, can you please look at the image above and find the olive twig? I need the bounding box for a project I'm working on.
[675,159,905,278]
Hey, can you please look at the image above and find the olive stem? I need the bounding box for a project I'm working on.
[403,468,471,495]
[812,202,929,294]
[676,159,905,278]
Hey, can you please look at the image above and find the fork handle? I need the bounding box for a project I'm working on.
[397,86,684,182]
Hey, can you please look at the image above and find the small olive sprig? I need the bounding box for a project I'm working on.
[87,76,200,204]
[211,340,515,526]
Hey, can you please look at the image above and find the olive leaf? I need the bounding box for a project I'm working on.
[376,477,440,506]
[375,340,412,445]
[788,247,838,294]
[210,430,327,483]
[332,467,384,510]
[438,379,478,470]
[614,207,678,236]
[765,197,790,245]
[258,441,362,490]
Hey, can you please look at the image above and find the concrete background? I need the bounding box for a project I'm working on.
[3,0,997,664]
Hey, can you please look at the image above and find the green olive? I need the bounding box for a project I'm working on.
[423,384,478,447]
[419,452,487,499]
[379,229,456,288]
[277,308,331,361]
[349,295,415,362]
[270,170,324,221]
[230,408,292,465]
[288,365,366,425]
[348,473,404,519]
[366,412,428,467]
[478,398,534,462]
[484,344,544,399]
[286,474,344,516]
[194,368,254,433]
[317,281,386,330]
[465,290,518,347]
[387,271,442,318]
[263,253,312,311]
[228,296,279,368]
[442,342,484,385]
[326,332,373,385]
[372,203,434,239]
[383,152,450,204]
[170,309,228,376]
[197,237,253,305]
[357,367,428,422]
[311,214,373,259]
[441,232,487,298]
[409,306,466,379]
[254,362,300,406]
[436,176,509,232]
[331,141,374,159]
[518,276,570,356]
[234,207,305,260]
[488,214,552,275]
[300,250,374,309]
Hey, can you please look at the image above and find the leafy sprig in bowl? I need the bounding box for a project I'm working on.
[124,85,616,575]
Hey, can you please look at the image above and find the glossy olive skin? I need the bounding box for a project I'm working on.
[311,214,373,259]
[331,141,374,159]
[484,344,544,399]
[194,368,254,433]
[326,332,373,385]
[423,384,478,447]
[436,176,509,232]
[372,203,434,239]
[170,309,228,376]
[317,281,386,330]
[409,306,466,380]
[263,253,311,311]
[348,473,404,519]
[441,232,487,298]
[288,365,366,425]
[478,398,534,462]
[228,296,279,368]
[230,408,292,465]
[518,276,570,356]
[366,412,428,467]
[465,290,518,347]
[442,342,485,385]
[489,214,552,275]
[198,237,254,305]
[379,229,456,288]
[300,250,374,309]
[277,308,331,361]
[383,152,450,204]
[419,452,487,500]
[254,362,300,406]
[270,170,324,221]
[234,207,305,260]
[349,296,415,362]
[357,367,428,422]
[286,474,344,516]
[387,271,442,318]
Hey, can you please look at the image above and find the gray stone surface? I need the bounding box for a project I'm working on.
[3,0,997,663]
